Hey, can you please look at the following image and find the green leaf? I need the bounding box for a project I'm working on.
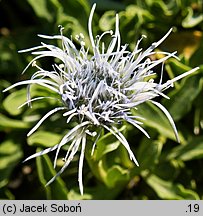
[91,0,125,11]
[56,0,91,48]
[68,183,124,200]
[105,165,129,188]
[153,160,182,182]
[85,125,132,187]
[167,136,203,161]
[0,139,23,187]
[2,85,60,118]
[182,7,203,28]
[27,131,62,148]
[94,132,120,161]
[36,148,68,199]
[163,74,202,121]
[85,141,105,181]
[58,0,90,27]
[67,189,92,200]
[124,5,154,22]
[167,59,192,76]
[136,137,164,171]
[68,166,130,199]
[133,102,185,143]
[99,11,116,31]
[57,15,92,49]
[0,188,15,199]
[144,173,200,200]
[0,114,30,130]
[148,0,173,17]
[117,144,135,168]
[3,89,27,116]
[27,0,58,22]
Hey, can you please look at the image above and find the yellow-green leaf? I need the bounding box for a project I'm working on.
[167,136,203,161]
[36,148,68,199]
[144,174,199,200]
[3,89,27,116]
[27,131,62,148]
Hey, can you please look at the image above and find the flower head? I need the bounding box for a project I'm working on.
[3,4,199,194]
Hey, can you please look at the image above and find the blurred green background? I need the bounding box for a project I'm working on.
[0,0,203,200]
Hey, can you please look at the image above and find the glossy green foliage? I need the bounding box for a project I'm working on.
[36,148,68,199]
[0,0,203,199]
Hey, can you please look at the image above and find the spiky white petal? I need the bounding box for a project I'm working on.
[3,3,199,194]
